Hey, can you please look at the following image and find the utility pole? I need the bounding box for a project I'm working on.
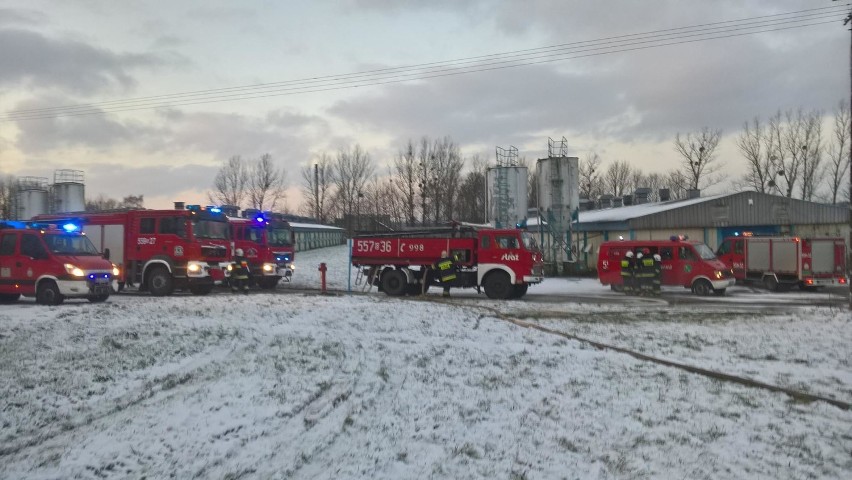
[841,0,852,310]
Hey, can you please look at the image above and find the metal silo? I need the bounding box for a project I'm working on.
[485,165,528,228]
[15,177,50,220]
[52,169,86,213]
[536,155,579,270]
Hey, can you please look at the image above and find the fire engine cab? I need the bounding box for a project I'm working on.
[0,221,118,305]
[227,211,291,289]
[34,205,230,296]
[352,225,544,299]
[598,236,736,296]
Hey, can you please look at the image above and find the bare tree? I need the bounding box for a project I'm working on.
[0,175,16,219]
[248,153,286,211]
[334,144,374,232]
[666,170,689,200]
[579,152,604,200]
[428,137,463,223]
[603,160,634,197]
[209,155,248,208]
[393,140,419,226]
[86,194,144,211]
[826,100,851,204]
[673,127,724,190]
[300,153,335,223]
[737,118,773,193]
[456,155,487,223]
[798,113,823,202]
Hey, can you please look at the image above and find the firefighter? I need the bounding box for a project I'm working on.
[637,249,656,296]
[620,251,636,295]
[229,248,251,293]
[652,253,662,296]
[434,250,458,297]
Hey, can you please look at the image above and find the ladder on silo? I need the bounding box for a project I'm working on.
[495,146,518,228]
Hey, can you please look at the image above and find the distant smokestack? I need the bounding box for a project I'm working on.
[687,189,701,199]
[622,194,633,206]
[174,201,185,210]
[659,189,670,202]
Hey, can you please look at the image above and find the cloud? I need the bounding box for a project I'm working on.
[0,7,46,27]
[0,28,162,94]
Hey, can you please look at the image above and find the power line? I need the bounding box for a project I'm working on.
[2,6,846,122]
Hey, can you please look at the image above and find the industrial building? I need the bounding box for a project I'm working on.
[564,190,849,272]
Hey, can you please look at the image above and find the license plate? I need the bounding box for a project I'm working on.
[92,285,111,295]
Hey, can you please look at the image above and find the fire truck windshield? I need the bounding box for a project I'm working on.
[521,232,540,251]
[192,219,229,240]
[268,227,293,247]
[43,234,100,255]
[694,243,717,260]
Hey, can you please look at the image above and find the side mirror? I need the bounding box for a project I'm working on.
[103,248,111,261]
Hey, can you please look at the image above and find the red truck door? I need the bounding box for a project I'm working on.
[716,238,745,279]
[658,246,678,285]
[674,245,698,286]
[0,232,22,294]
[18,233,52,294]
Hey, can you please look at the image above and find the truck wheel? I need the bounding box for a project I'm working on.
[0,293,21,303]
[484,271,512,299]
[36,281,64,305]
[691,279,712,296]
[189,285,213,295]
[88,294,110,303]
[511,283,529,299]
[381,270,407,296]
[763,276,778,292]
[258,277,280,290]
[147,267,175,296]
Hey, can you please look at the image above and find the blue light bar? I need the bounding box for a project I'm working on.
[210,207,222,213]
[63,223,79,232]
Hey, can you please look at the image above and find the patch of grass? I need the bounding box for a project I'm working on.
[160,372,193,390]
[343,415,354,429]
[100,336,123,350]
[452,442,481,459]
[378,364,389,382]
[557,437,580,452]
[396,451,407,462]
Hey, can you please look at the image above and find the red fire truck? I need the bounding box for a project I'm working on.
[34,205,230,296]
[227,213,291,289]
[0,221,118,305]
[598,237,736,295]
[716,235,847,290]
[351,226,544,299]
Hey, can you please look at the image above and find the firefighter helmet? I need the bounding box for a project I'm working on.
[625,251,634,258]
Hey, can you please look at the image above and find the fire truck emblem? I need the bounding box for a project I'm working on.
[27,268,33,277]
[247,248,257,257]
[500,253,519,261]
[0,267,9,278]
[174,246,184,257]
[684,264,692,273]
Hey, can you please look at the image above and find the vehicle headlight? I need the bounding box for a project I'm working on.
[290,264,295,271]
[187,263,202,273]
[112,264,120,277]
[226,264,233,271]
[714,270,723,279]
[64,263,85,277]
[263,263,275,273]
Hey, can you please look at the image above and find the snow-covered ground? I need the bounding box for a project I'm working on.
[1,245,850,479]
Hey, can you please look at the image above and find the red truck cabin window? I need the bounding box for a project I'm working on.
[140,218,155,234]
[0,234,16,255]
[158,217,186,237]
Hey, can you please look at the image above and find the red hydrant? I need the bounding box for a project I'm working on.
[318,262,327,294]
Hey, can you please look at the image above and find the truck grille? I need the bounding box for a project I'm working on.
[201,245,227,258]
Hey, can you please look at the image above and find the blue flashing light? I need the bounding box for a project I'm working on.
[210,207,222,213]
[256,216,265,223]
[63,223,79,233]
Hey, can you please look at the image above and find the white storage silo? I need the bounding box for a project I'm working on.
[536,156,579,266]
[15,177,50,220]
[485,165,528,228]
[52,169,86,213]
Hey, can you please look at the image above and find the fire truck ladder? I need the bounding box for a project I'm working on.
[354,265,379,292]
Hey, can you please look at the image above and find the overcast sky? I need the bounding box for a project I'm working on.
[0,0,846,211]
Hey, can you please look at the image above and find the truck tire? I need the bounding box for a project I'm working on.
[484,271,512,299]
[511,283,529,299]
[36,280,64,306]
[258,277,280,290]
[147,267,175,296]
[0,293,21,303]
[88,294,110,303]
[763,276,778,292]
[381,270,407,296]
[691,279,712,296]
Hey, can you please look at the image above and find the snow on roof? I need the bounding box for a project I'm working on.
[288,221,342,230]
[578,193,729,224]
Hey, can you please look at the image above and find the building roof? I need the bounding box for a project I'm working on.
[574,191,847,232]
